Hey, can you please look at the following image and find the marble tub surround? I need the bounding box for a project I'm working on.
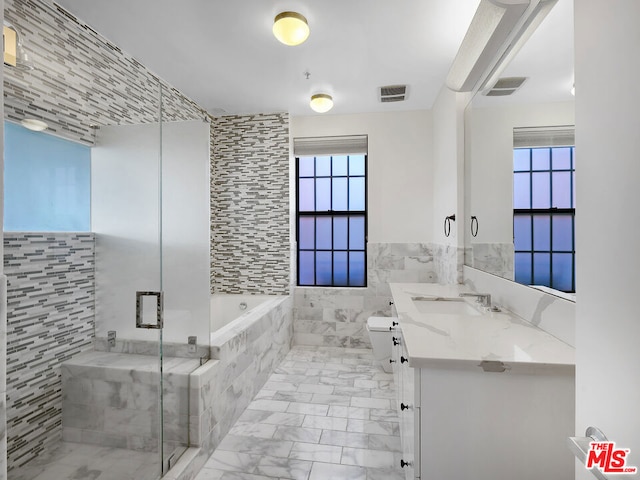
[94,337,210,359]
[389,283,575,369]
[194,346,404,480]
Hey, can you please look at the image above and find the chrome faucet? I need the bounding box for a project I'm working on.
[459,292,492,308]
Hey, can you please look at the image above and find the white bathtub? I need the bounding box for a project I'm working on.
[210,294,278,333]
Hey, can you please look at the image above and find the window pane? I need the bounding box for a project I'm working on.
[552,147,572,170]
[515,253,532,285]
[299,251,315,285]
[513,173,531,209]
[533,215,550,251]
[514,149,530,171]
[316,217,332,250]
[349,177,365,211]
[349,216,365,250]
[332,155,348,176]
[299,157,315,177]
[532,148,550,170]
[552,215,573,251]
[552,172,572,208]
[514,215,532,251]
[299,178,315,211]
[552,253,574,292]
[349,154,365,176]
[349,252,366,286]
[316,178,331,211]
[533,253,551,286]
[316,156,331,176]
[333,252,348,286]
[572,171,576,208]
[332,178,348,211]
[316,251,332,285]
[299,217,314,249]
[532,172,550,208]
[333,217,348,250]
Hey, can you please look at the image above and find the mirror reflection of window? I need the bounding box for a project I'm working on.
[513,145,575,293]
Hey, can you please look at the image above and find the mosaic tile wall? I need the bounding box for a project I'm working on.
[4,233,95,470]
[210,113,291,295]
[4,0,207,145]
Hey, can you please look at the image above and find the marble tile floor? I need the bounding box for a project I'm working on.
[9,443,160,480]
[194,346,404,480]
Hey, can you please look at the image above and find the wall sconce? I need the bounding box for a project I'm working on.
[310,93,333,113]
[273,12,310,46]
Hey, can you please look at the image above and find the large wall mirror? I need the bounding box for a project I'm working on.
[463,0,575,300]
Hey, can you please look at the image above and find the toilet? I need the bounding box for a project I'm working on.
[366,316,397,373]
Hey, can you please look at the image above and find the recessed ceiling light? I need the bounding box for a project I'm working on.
[20,118,48,131]
[273,11,310,46]
[310,93,333,113]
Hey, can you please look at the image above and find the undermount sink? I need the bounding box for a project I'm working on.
[411,296,482,316]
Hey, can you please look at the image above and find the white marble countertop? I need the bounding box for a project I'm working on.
[390,283,575,370]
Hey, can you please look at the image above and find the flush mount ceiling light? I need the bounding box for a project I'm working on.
[273,11,310,46]
[21,118,48,131]
[310,93,333,113]
[446,0,557,92]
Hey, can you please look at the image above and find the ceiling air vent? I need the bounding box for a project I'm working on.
[483,76,528,96]
[379,85,407,103]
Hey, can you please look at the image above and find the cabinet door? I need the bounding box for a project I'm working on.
[399,339,418,480]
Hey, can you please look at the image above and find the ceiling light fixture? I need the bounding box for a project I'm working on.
[273,11,310,46]
[21,118,48,131]
[309,94,333,113]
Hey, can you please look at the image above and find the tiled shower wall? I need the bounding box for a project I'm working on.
[4,233,95,470]
[210,113,290,295]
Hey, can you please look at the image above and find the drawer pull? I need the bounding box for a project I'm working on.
[400,403,410,411]
[393,337,400,346]
[400,459,412,468]
[400,356,408,364]
[389,359,396,364]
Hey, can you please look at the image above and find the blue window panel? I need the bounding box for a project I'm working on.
[333,252,348,286]
[299,217,315,249]
[515,253,532,285]
[316,252,332,285]
[513,173,531,209]
[572,171,576,208]
[316,217,332,250]
[532,148,550,170]
[514,215,532,251]
[316,156,331,176]
[349,216,365,250]
[332,155,348,176]
[552,171,572,208]
[532,172,550,209]
[299,157,315,177]
[552,216,573,251]
[533,253,551,286]
[349,177,365,211]
[315,178,331,211]
[533,215,551,251]
[299,251,315,285]
[349,155,366,176]
[349,252,366,286]
[5,122,91,231]
[552,147,572,170]
[552,253,573,291]
[514,149,530,171]
[333,217,348,250]
[332,178,348,211]
[298,178,315,211]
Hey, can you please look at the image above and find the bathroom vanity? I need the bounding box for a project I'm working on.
[389,283,575,480]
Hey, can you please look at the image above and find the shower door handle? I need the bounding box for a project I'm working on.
[136,291,164,329]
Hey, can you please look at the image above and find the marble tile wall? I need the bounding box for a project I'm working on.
[431,242,464,285]
[466,243,515,281]
[5,0,206,145]
[4,233,95,471]
[293,243,439,348]
[210,114,290,296]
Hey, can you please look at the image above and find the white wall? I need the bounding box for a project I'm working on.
[466,101,575,244]
[574,1,640,477]
[292,110,433,243]
[92,120,210,345]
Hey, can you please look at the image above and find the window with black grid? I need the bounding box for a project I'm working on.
[296,154,367,287]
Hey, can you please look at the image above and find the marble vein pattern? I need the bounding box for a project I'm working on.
[194,346,404,480]
[467,243,515,280]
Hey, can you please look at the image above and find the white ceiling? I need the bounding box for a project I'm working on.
[54,0,573,117]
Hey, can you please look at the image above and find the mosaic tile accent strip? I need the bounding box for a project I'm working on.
[5,0,207,145]
[211,113,291,295]
[4,232,95,471]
